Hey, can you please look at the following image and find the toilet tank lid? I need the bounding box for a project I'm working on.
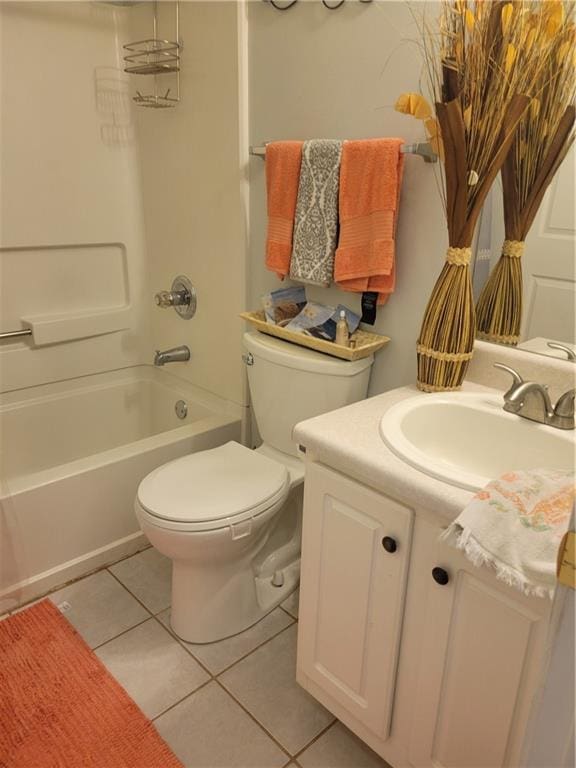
[243,331,373,377]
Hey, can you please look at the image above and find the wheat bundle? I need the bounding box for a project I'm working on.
[398,1,544,390]
[476,1,575,344]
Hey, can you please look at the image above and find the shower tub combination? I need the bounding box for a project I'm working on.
[0,366,242,611]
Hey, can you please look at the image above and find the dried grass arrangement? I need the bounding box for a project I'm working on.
[397,1,540,391]
[476,1,575,345]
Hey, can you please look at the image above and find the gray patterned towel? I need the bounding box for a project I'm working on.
[289,139,343,286]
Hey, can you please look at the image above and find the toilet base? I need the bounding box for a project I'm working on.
[137,477,303,645]
[171,556,300,644]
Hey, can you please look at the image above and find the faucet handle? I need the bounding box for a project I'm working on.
[155,289,190,308]
[547,342,576,362]
[554,388,576,417]
[493,363,524,398]
[154,276,196,320]
[552,388,575,430]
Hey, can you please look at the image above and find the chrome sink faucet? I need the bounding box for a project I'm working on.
[547,341,576,362]
[154,345,190,366]
[494,363,575,430]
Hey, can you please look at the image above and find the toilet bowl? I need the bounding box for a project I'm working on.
[136,441,303,642]
[136,332,373,643]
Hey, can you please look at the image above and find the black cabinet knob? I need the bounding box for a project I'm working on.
[382,536,397,554]
[432,567,450,585]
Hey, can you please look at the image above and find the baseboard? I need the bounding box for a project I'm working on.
[0,531,149,614]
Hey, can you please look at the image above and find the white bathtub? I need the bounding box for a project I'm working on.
[0,366,242,611]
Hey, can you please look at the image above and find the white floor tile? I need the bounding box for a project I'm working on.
[220,625,334,755]
[281,589,299,619]
[95,618,209,719]
[154,681,288,768]
[109,548,172,614]
[299,722,392,768]
[49,570,149,649]
[158,607,294,675]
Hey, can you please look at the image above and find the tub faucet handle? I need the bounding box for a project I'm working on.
[155,290,187,308]
[154,276,196,320]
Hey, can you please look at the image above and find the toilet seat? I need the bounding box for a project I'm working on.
[136,441,290,533]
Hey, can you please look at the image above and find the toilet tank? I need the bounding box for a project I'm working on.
[243,331,373,457]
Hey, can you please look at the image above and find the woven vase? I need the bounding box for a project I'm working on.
[475,239,524,345]
[416,246,476,392]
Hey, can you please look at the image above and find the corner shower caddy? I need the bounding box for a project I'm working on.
[123,0,181,108]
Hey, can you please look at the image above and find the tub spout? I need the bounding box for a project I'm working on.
[154,345,190,366]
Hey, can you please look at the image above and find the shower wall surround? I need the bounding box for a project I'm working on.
[0,2,149,392]
[0,1,249,411]
[132,1,249,409]
[247,0,447,395]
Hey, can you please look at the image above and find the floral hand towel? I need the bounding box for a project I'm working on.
[443,469,575,598]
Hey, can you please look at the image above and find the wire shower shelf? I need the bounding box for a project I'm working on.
[123,38,180,76]
[123,1,181,108]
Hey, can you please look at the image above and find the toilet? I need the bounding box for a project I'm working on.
[135,331,373,643]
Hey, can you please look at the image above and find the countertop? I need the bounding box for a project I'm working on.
[293,381,500,524]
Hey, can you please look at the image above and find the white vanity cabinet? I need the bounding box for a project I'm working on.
[408,517,550,768]
[296,462,413,740]
[297,460,551,768]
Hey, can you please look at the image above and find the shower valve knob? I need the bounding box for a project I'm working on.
[155,290,188,308]
[154,275,196,320]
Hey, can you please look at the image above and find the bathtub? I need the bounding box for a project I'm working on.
[0,366,242,611]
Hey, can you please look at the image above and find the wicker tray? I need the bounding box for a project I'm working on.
[240,310,390,361]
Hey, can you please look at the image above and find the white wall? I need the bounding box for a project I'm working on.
[0,2,149,393]
[248,0,447,395]
[133,1,249,409]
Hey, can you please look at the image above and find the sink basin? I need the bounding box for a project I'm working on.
[379,392,575,491]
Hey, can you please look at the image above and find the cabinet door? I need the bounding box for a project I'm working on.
[297,462,413,740]
[409,518,550,768]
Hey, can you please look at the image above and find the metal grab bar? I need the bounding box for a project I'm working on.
[0,329,32,340]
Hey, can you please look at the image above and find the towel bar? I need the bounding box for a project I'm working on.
[0,328,32,340]
[249,141,438,163]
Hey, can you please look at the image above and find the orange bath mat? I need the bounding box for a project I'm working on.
[0,600,183,768]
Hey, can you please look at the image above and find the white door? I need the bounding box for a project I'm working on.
[490,148,575,344]
[296,462,413,740]
[409,518,551,768]
[522,147,575,344]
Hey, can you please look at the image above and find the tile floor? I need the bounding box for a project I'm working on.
[5,547,391,768]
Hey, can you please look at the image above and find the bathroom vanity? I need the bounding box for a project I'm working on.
[293,383,558,768]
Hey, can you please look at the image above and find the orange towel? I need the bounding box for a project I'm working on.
[265,141,304,279]
[334,138,404,305]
